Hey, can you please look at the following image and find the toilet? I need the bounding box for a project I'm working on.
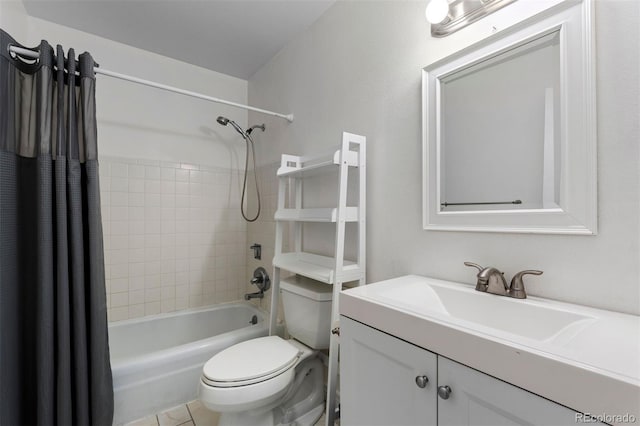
[199,276,333,426]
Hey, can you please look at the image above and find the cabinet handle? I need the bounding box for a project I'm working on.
[415,375,429,388]
[438,385,452,399]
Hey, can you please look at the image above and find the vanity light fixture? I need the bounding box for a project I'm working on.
[425,0,450,24]
[427,0,517,37]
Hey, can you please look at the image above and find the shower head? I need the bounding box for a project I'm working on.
[217,116,266,138]
[216,116,246,138]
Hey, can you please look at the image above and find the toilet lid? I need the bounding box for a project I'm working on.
[203,336,301,384]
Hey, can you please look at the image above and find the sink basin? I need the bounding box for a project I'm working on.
[371,277,595,342]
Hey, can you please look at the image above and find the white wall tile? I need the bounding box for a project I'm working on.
[144,272,161,288]
[128,164,145,179]
[110,278,129,293]
[101,157,248,322]
[129,179,145,193]
[145,247,161,262]
[161,262,175,274]
[175,169,189,182]
[145,180,161,194]
[108,307,129,322]
[161,286,175,300]
[145,166,161,180]
[111,163,128,178]
[111,264,129,279]
[110,249,129,265]
[110,235,128,250]
[110,206,128,222]
[145,288,161,302]
[175,297,188,310]
[128,304,145,319]
[129,248,145,263]
[129,221,145,235]
[144,221,161,234]
[175,271,189,285]
[161,299,176,313]
[129,290,145,305]
[144,208,162,222]
[111,192,128,207]
[161,221,176,234]
[161,194,176,208]
[111,292,129,308]
[145,302,161,316]
[144,193,161,207]
[175,182,189,195]
[161,181,176,195]
[129,277,145,291]
[129,207,145,221]
[161,168,176,181]
[111,177,128,193]
[128,193,144,207]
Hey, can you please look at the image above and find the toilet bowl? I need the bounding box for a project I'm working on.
[199,276,333,426]
[199,336,324,425]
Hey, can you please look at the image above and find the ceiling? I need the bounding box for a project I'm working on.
[22,0,336,80]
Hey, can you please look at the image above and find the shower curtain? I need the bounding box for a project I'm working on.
[0,29,113,425]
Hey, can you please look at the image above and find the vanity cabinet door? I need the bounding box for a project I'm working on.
[340,317,437,426]
[437,357,588,426]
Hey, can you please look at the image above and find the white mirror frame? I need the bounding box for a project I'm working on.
[422,0,597,235]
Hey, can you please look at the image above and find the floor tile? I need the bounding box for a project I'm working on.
[187,400,220,426]
[124,415,159,426]
[158,404,192,426]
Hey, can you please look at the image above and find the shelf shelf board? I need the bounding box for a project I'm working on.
[277,149,359,178]
[275,207,359,223]
[273,252,363,284]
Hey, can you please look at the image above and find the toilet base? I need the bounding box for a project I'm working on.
[218,403,323,426]
[287,403,324,426]
[218,357,325,426]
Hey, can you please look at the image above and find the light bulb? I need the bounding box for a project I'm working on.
[425,0,449,24]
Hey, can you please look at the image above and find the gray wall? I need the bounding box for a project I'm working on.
[248,0,639,315]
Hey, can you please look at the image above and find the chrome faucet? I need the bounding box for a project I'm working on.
[245,267,271,300]
[464,262,543,299]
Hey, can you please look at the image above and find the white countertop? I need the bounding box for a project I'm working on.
[340,275,640,425]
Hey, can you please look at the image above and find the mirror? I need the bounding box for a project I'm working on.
[440,30,560,212]
[423,0,597,234]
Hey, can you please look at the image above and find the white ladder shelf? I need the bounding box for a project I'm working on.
[268,132,366,426]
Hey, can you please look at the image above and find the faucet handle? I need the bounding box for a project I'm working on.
[464,262,484,272]
[509,270,543,299]
[464,262,488,292]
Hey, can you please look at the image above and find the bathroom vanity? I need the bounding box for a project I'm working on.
[339,276,640,426]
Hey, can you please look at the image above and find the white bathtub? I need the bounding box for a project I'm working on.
[109,302,268,425]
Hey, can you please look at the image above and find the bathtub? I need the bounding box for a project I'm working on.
[109,302,268,425]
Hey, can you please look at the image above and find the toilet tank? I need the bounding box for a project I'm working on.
[280,276,333,350]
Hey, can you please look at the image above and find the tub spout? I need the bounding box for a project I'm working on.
[244,291,264,300]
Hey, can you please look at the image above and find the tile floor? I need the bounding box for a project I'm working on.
[124,400,218,426]
[124,400,329,426]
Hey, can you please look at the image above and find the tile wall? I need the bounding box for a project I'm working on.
[99,156,248,322]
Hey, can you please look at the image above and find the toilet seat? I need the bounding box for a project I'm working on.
[202,336,301,388]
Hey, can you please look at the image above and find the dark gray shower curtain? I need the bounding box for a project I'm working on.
[0,29,113,425]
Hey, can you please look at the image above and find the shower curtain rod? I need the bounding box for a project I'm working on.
[8,45,295,123]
